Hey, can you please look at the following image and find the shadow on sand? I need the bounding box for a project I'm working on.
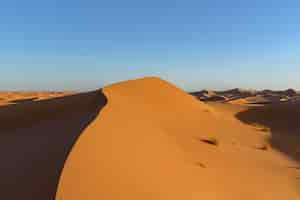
[0,90,107,200]
[10,97,39,104]
[235,102,300,163]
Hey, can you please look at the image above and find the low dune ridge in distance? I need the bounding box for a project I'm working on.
[191,89,228,102]
[192,88,300,105]
[0,91,73,106]
[57,77,300,200]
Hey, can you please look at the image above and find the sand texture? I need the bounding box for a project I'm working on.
[0,78,299,199]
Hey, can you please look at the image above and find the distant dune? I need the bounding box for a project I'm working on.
[0,78,299,200]
[192,88,300,105]
[0,92,74,108]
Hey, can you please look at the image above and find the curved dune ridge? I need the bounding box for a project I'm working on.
[56,77,300,200]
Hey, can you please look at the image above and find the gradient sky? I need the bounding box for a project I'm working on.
[1,0,300,91]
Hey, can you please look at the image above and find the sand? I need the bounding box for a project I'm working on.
[192,88,300,105]
[55,77,299,200]
[0,90,107,199]
[0,77,299,199]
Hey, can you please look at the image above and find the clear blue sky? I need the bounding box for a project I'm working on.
[1,0,300,91]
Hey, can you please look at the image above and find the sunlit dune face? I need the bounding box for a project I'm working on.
[56,78,300,200]
[0,78,298,200]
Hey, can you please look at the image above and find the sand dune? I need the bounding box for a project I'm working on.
[192,88,300,105]
[0,78,298,199]
[0,90,107,199]
[56,77,300,200]
[236,101,300,163]
[0,92,72,106]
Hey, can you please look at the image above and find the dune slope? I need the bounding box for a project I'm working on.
[0,90,107,200]
[57,77,300,200]
[236,101,300,164]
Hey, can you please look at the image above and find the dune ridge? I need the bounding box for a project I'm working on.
[57,77,300,200]
[192,88,300,105]
[0,77,298,199]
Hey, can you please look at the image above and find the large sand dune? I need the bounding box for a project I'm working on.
[0,78,299,199]
[56,77,300,200]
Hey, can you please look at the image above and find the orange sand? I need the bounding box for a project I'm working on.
[0,78,298,199]
[56,77,300,200]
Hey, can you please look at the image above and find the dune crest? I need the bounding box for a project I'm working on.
[57,77,299,200]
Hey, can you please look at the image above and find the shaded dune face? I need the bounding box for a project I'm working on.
[236,102,300,163]
[0,90,107,200]
[236,103,300,191]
